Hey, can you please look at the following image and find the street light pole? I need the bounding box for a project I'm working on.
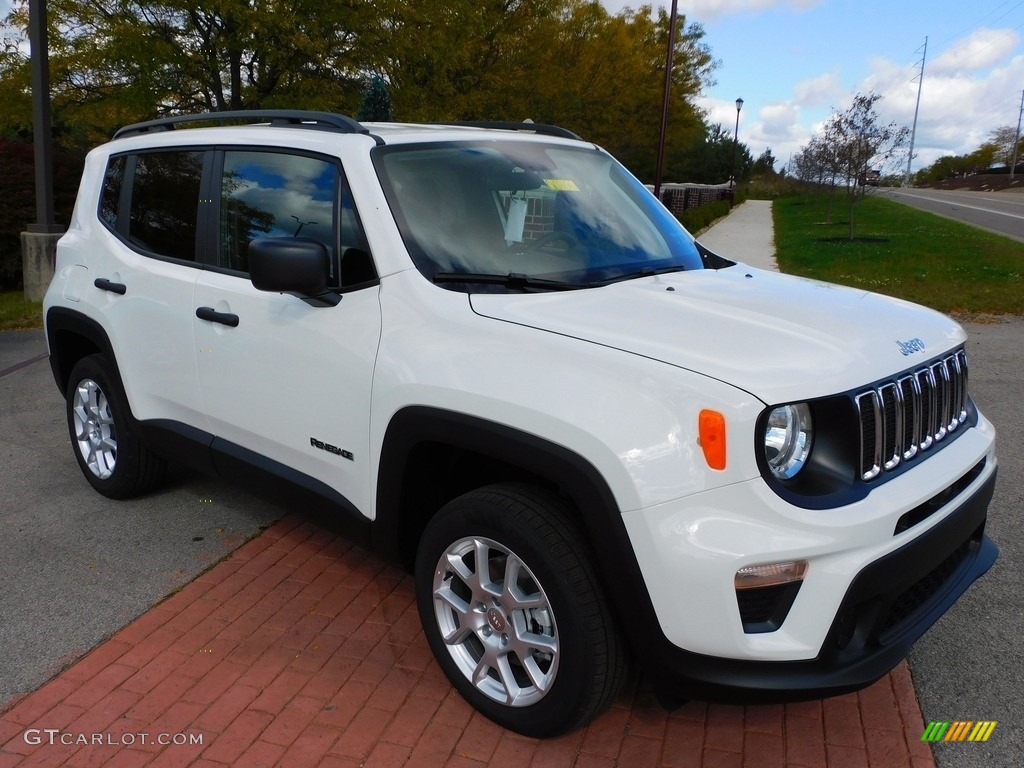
[730,98,744,188]
[653,0,679,200]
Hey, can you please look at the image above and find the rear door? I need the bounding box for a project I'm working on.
[92,149,208,430]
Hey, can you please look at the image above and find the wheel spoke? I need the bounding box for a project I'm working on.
[503,562,545,609]
[439,621,476,646]
[522,654,555,693]
[494,653,523,705]
[434,581,471,616]
[511,625,557,656]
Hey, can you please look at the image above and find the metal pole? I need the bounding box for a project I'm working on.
[1011,89,1023,180]
[904,36,927,187]
[652,0,678,200]
[730,99,743,188]
[28,0,60,233]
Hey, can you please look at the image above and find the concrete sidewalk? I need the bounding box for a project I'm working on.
[699,199,778,272]
[0,201,938,767]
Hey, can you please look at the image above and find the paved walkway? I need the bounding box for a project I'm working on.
[699,199,778,271]
[0,516,935,768]
[0,201,937,767]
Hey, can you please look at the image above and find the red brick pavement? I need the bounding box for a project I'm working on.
[0,515,937,767]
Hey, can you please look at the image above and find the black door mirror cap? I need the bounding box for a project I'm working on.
[249,237,341,307]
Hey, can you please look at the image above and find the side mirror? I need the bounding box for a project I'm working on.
[248,238,341,307]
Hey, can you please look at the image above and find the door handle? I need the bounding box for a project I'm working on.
[195,307,240,327]
[94,278,127,295]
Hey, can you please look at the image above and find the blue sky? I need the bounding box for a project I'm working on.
[601,0,1024,174]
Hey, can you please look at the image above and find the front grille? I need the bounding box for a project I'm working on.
[856,350,969,481]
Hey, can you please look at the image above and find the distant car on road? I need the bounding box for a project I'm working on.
[860,169,881,187]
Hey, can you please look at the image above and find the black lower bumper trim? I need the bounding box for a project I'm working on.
[645,465,998,704]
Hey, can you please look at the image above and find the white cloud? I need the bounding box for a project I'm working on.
[932,28,1021,74]
[600,0,821,21]
[792,72,844,106]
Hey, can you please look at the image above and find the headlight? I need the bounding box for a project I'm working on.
[764,403,813,480]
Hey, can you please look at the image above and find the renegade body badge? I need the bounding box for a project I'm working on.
[310,437,354,461]
[896,338,926,356]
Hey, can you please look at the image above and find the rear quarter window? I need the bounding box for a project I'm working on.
[127,151,204,262]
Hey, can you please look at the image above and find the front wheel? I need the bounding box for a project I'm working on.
[415,483,628,736]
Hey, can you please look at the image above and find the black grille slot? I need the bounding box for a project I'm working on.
[856,350,969,481]
[895,459,987,534]
[878,537,973,640]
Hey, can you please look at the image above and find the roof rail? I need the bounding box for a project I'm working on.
[113,110,369,139]
[437,121,583,141]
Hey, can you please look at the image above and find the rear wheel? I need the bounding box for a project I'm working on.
[66,354,166,498]
[415,482,628,736]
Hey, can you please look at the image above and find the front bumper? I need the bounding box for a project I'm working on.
[648,467,996,702]
[618,426,998,703]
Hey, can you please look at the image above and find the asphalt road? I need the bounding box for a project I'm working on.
[0,329,281,707]
[909,318,1023,768]
[1,319,1021,768]
[882,187,1024,243]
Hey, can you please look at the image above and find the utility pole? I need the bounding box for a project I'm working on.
[1011,89,1023,180]
[904,36,927,187]
[22,0,65,302]
[28,0,58,233]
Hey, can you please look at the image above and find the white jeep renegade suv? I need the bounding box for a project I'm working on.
[44,111,999,736]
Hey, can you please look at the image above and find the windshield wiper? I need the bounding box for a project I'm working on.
[594,265,687,286]
[432,272,589,291]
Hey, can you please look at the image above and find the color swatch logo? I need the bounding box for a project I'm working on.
[921,721,997,742]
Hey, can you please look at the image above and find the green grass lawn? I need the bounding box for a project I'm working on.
[0,291,43,330]
[773,193,1024,316]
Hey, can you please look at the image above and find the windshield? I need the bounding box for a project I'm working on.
[373,141,703,290]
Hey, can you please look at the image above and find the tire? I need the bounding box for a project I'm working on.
[415,482,628,737]
[65,354,166,499]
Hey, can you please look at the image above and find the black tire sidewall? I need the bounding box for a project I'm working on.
[65,354,151,498]
[415,485,612,737]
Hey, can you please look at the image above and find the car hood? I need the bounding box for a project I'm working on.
[469,266,966,404]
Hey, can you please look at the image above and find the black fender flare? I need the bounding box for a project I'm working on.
[45,307,121,395]
[374,405,665,661]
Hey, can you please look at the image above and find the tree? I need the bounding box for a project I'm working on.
[366,0,715,180]
[751,147,777,177]
[800,93,908,239]
[674,123,752,184]
[986,125,1024,168]
[1,0,717,177]
[0,0,379,144]
[356,75,393,121]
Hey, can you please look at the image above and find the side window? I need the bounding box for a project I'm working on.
[128,151,204,261]
[99,155,126,230]
[219,150,375,287]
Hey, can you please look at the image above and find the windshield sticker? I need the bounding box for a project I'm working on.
[504,197,528,245]
[544,179,580,192]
